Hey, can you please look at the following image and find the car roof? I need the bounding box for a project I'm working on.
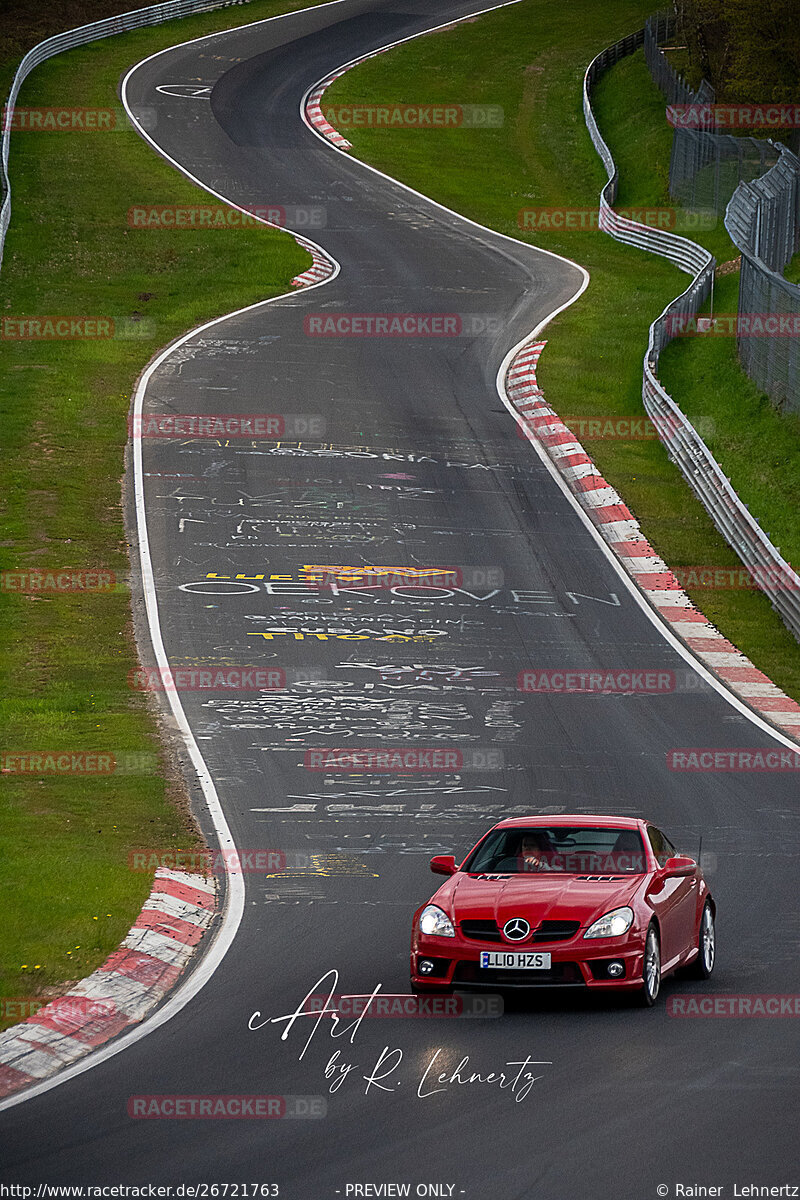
[492,814,646,830]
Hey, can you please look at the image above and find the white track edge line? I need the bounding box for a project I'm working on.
[4,0,790,1112]
[0,0,353,1115]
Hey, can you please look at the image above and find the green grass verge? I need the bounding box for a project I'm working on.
[0,0,329,1028]
[783,252,800,285]
[658,271,800,562]
[323,0,800,702]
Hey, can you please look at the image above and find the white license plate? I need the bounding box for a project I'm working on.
[479,951,552,969]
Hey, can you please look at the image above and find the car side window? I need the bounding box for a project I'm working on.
[647,827,676,867]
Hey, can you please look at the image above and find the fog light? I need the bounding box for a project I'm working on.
[607,961,624,978]
[418,959,435,975]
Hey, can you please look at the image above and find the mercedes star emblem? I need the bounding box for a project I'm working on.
[503,917,531,941]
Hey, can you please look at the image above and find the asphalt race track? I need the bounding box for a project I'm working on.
[2,1,799,1195]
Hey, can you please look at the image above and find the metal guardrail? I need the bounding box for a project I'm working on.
[583,35,714,282]
[1,0,255,272]
[726,148,800,272]
[584,32,800,642]
[725,147,800,414]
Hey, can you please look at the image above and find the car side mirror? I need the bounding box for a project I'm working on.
[430,854,457,876]
[662,855,696,878]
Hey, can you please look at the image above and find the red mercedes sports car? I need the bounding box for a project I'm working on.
[410,815,715,1006]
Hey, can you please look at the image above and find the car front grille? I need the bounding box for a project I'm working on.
[460,920,503,943]
[460,919,580,944]
[533,920,581,942]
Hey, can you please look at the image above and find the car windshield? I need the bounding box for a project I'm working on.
[462,826,648,875]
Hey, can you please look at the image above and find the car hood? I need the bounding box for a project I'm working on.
[436,872,643,930]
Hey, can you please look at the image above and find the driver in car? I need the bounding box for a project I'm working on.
[518,832,558,872]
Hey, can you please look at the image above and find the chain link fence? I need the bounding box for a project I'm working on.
[643,10,714,110]
[644,12,779,217]
[670,128,779,216]
[584,31,800,644]
[725,147,800,413]
[645,10,800,413]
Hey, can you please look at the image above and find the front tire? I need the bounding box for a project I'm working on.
[688,903,715,979]
[638,925,661,1007]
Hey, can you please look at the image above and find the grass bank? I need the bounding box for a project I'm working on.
[0,0,328,1028]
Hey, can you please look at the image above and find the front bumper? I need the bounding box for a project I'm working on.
[411,927,645,990]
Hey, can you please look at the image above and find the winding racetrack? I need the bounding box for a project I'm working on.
[2,1,799,1194]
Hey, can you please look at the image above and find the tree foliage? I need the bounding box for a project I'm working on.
[676,0,800,103]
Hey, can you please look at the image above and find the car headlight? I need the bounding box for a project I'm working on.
[418,904,455,938]
[583,906,634,939]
